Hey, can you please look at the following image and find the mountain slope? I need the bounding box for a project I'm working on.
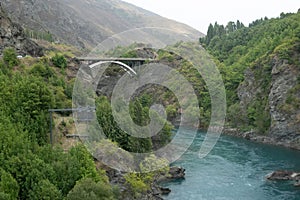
[0,5,43,56]
[1,0,202,49]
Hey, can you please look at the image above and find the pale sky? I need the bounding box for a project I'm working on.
[122,0,300,34]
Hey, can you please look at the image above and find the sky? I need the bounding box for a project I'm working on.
[122,0,300,34]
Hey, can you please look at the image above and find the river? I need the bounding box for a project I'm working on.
[160,130,300,200]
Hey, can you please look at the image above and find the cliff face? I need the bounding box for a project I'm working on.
[0,6,43,56]
[268,56,300,139]
[237,51,300,146]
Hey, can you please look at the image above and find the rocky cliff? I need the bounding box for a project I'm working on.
[237,49,300,148]
[0,5,43,56]
[268,56,300,139]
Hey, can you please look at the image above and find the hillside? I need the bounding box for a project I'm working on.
[1,0,202,49]
[0,5,42,56]
[200,11,300,148]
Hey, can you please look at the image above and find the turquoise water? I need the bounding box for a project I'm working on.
[160,131,300,200]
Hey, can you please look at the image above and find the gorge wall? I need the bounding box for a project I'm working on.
[237,51,300,148]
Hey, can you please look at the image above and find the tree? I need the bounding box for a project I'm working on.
[226,21,236,33]
[6,153,56,200]
[2,48,20,68]
[206,23,214,44]
[236,20,242,29]
[13,75,54,144]
[66,178,116,200]
[0,168,19,200]
[219,25,226,36]
[51,54,67,69]
[28,179,62,200]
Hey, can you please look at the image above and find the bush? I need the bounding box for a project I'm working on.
[166,104,177,119]
[3,48,20,68]
[0,168,19,200]
[124,173,149,198]
[28,179,62,200]
[51,54,67,69]
[66,178,116,200]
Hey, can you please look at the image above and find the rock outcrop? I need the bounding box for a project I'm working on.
[168,166,186,179]
[268,56,300,141]
[236,51,300,148]
[105,165,185,200]
[0,5,43,56]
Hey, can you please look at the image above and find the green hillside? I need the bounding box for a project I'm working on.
[0,45,173,199]
[200,11,300,134]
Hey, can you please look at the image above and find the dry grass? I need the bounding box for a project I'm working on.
[34,39,83,58]
[52,114,80,151]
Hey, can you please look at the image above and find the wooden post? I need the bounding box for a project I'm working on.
[49,111,53,145]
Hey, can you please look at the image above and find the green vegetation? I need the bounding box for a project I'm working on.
[96,95,173,153]
[66,178,117,200]
[51,53,67,69]
[24,28,54,42]
[156,48,212,127]
[124,154,169,198]
[3,48,20,68]
[200,11,300,133]
[0,48,116,199]
[0,47,175,199]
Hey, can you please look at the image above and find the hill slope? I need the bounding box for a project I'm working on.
[0,6,43,56]
[200,11,300,147]
[1,0,202,49]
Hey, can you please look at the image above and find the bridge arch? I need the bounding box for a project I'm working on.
[89,60,137,76]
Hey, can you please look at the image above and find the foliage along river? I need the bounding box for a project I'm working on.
[160,130,300,200]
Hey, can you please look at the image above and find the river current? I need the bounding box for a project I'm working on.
[160,130,300,200]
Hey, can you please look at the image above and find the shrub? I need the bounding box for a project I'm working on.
[3,48,20,68]
[51,54,67,69]
[66,178,116,200]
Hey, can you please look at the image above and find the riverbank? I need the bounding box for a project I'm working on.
[104,164,185,200]
[223,128,300,151]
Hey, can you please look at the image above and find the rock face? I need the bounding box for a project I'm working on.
[0,6,43,56]
[268,56,300,139]
[238,68,260,108]
[1,0,202,49]
[237,52,300,147]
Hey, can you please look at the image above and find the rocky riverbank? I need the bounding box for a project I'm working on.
[223,128,300,151]
[105,165,185,200]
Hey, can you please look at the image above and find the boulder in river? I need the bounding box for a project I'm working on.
[168,166,185,179]
[266,170,300,187]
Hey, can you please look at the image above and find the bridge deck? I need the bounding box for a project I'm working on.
[76,57,155,62]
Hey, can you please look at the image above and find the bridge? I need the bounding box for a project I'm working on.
[76,57,155,62]
[75,57,156,75]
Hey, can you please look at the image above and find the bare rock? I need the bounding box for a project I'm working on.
[0,6,43,56]
[266,170,300,187]
[168,166,185,179]
[266,170,294,180]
